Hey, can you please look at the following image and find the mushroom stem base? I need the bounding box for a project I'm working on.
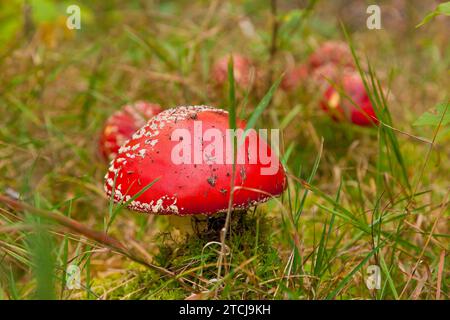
[167,211,248,241]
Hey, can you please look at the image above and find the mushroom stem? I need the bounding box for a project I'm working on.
[167,211,248,241]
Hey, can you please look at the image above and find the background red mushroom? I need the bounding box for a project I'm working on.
[281,40,355,92]
[99,101,162,160]
[281,64,309,91]
[308,40,354,70]
[212,54,255,88]
[320,72,378,126]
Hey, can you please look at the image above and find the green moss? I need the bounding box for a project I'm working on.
[91,265,186,300]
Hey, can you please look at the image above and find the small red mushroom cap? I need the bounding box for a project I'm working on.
[309,40,354,70]
[281,64,309,91]
[104,105,287,215]
[320,72,378,126]
[212,54,254,88]
[310,63,357,93]
[99,101,162,160]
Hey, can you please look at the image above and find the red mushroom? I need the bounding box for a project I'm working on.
[308,40,354,70]
[311,63,355,90]
[320,72,378,126]
[104,105,286,217]
[212,54,254,88]
[99,101,162,160]
[280,64,308,91]
[281,41,354,92]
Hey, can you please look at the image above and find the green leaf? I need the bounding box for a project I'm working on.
[416,2,450,28]
[435,2,450,16]
[227,55,238,208]
[0,12,21,45]
[278,9,303,41]
[413,102,450,127]
[31,0,59,22]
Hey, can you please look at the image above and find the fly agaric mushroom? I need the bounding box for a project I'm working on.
[281,64,308,91]
[104,105,286,219]
[281,41,354,92]
[99,101,162,160]
[212,54,254,88]
[308,40,354,70]
[311,63,355,90]
[320,72,378,126]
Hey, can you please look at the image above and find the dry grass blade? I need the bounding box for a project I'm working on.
[0,194,193,291]
[399,189,449,299]
[0,195,126,251]
[436,250,445,300]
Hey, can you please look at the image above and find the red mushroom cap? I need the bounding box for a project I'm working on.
[320,84,347,122]
[99,101,162,160]
[311,63,357,93]
[281,64,309,91]
[104,105,287,215]
[309,40,354,70]
[212,54,254,88]
[320,72,378,126]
